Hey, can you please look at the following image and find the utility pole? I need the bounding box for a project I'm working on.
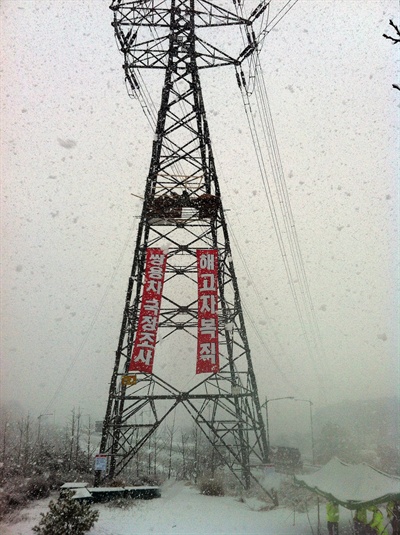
[262,396,294,445]
[95,0,270,494]
[295,399,315,465]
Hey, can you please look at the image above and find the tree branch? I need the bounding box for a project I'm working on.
[389,19,400,35]
[383,33,400,43]
[383,19,400,43]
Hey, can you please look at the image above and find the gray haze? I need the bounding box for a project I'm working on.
[1,0,398,426]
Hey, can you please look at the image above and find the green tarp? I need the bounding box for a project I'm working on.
[294,457,400,509]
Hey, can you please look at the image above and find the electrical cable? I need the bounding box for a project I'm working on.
[231,3,327,390]
[257,0,300,53]
[253,67,317,338]
[257,63,326,355]
[226,216,299,380]
[228,1,316,393]
[236,64,327,399]
[40,219,138,414]
[206,99,304,391]
[252,59,328,372]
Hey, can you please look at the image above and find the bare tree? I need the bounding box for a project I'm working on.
[179,430,189,480]
[165,414,176,479]
[83,416,97,472]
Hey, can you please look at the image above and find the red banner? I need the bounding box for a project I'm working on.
[196,249,219,373]
[129,248,167,373]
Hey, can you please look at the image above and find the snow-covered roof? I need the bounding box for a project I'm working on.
[71,487,93,499]
[294,457,400,509]
[60,482,89,489]
[87,486,159,492]
[90,487,126,492]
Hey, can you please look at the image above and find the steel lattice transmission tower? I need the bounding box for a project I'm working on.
[96,0,269,491]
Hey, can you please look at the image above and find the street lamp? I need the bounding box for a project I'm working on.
[261,396,294,446]
[295,399,315,465]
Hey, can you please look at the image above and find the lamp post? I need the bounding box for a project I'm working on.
[261,396,294,446]
[295,399,315,464]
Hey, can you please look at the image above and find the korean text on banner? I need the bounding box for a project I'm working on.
[129,248,167,373]
[197,249,219,373]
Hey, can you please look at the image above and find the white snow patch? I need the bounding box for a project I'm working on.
[0,481,355,535]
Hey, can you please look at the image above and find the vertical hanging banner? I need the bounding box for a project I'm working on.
[197,249,219,373]
[129,248,167,373]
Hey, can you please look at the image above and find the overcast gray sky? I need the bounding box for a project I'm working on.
[1,0,398,426]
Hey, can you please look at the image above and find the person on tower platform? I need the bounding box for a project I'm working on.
[326,501,339,535]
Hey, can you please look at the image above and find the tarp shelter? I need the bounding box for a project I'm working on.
[294,457,400,509]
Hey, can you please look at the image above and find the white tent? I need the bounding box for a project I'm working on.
[294,457,400,509]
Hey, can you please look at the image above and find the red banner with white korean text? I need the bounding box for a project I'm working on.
[196,249,219,373]
[129,248,167,373]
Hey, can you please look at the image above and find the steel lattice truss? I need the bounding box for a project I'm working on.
[96,0,269,491]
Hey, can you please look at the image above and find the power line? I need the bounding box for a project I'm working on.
[41,220,138,414]
[235,61,327,400]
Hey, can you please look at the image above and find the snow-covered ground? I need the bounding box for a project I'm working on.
[0,480,355,535]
